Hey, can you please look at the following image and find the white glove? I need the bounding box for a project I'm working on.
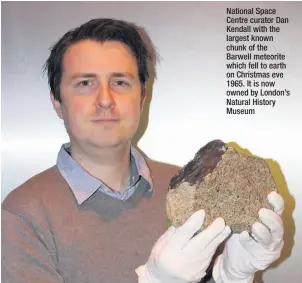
[136,210,231,283]
[213,191,284,283]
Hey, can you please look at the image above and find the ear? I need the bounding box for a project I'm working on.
[50,93,63,119]
[140,87,146,111]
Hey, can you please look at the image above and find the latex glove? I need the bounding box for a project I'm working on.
[136,210,231,283]
[213,191,284,283]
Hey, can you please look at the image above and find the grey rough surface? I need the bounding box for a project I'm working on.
[166,140,277,233]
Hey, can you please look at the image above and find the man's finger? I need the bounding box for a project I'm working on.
[268,192,284,215]
[151,226,176,255]
[185,218,227,253]
[202,225,231,255]
[171,210,206,248]
[251,222,272,247]
[259,208,284,242]
[239,231,265,257]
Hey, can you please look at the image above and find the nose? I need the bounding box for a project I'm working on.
[96,84,116,109]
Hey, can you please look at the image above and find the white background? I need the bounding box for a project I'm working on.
[2,2,302,282]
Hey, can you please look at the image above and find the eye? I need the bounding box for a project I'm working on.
[112,80,129,87]
[78,80,93,87]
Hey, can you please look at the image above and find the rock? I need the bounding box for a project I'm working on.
[166,140,277,233]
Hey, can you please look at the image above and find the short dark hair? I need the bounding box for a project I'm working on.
[43,18,158,102]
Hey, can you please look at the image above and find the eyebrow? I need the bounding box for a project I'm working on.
[112,72,136,80]
[70,73,97,81]
[69,72,136,81]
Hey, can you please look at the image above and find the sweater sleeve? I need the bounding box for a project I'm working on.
[2,209,65,283]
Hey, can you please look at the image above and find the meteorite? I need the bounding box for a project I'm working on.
[166,140,277,233]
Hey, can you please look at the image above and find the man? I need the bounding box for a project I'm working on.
[2,18,284,283]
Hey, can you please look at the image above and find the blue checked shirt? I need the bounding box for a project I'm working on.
[56,143,153,204]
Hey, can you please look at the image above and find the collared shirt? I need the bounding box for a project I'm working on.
[56,143,153,204]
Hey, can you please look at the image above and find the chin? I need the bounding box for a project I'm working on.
[80,126,137,149]
[90,137,131,150]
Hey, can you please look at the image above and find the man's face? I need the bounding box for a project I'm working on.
[51,40,145,150]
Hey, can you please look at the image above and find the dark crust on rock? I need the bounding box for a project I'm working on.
[169,140,227,190]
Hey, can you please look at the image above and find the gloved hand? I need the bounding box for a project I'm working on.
[136,210,231,283]
[212,191,284,283]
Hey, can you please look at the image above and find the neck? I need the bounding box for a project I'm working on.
[70,141,132,192]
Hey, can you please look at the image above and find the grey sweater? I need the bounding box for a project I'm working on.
[2,159,186,283]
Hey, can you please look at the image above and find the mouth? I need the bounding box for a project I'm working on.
[91,119,120,123]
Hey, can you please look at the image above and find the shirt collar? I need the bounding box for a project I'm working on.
[56,143,153,204]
